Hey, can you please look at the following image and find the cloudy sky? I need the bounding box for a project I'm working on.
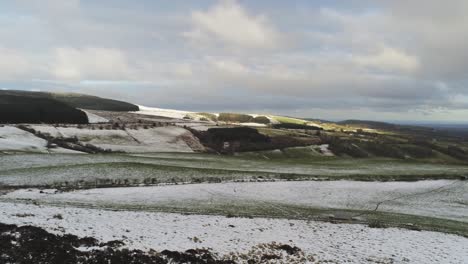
[1,0,468,122]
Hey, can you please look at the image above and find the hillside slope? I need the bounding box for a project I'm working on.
[0,90,139,112]
[0,94,88,124]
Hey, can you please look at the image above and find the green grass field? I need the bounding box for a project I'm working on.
[1,153,468,188]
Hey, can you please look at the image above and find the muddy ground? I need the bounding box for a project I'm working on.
[0,222,306,264]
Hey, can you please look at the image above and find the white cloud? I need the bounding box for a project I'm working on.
[172,63,193,78]
[384,1,468,80]
[52,47,131,81]
[185,0,281,49]
[15,0,81,16]
[4,1,468,121]
[0,47,33,80]
[448,94,468,108]
[353,47,420,73]
[210,59,249,75]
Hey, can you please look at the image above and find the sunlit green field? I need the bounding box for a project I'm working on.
[1,153,468,188]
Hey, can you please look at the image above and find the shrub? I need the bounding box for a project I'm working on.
[252,116,270,124]
[218,113,253,123]
[361,141,404,158]
[273,123,322,130]
[197,112,218,122]
[52,214,63,220]
[328,139,369,158]
[368,220,386,228]
[17,125,36,134]
[447,145,468,160]
[206,127,269,143]
[397,144,433,158]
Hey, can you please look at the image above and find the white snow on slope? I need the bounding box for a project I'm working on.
[0,202,466,263]
[28,125,63,137]
[6,180,467,222]
[81,110,108,123]
[121,126,195,152]
[135,105,275,126]
[135,105,193,119]
[236,122,267,127]
[0,126,48,153]
[0,126,84,154]
[318,144,334,156]
[28,126,195,153]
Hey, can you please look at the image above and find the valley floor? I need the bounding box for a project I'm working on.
[3,180,467,223]
[1,152,468,263]
[1,202,467,263]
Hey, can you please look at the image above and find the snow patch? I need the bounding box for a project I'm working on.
[6,180,467,222]
[135,105,193,119]
[265,116,281,125]
[0,202,466,263]
[236,122,267,127]
[0,126,48,153]
[25,126,195,153]
[318,144,334,156]
[81,110,108,123]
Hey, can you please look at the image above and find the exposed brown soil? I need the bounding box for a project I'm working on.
[0,223,305,264]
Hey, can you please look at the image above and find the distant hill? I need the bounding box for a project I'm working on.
[0,94,88,124]
[338,119,438,134]
[338,120,399,130]
[0,90,139,112]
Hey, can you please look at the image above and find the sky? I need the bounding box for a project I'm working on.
[1,0,468,122]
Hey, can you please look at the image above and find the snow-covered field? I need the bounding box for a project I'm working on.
[135,105,194,119]
[0,126,48,153]
[28,125,198,153]
[1,150,468,262]
[0,124,198,153]
[134,105,285,127]
[5,180,467,222]
[0,202,466,263]
[81,110,108,123]
[0,126,82,154]
[234,122,267,127]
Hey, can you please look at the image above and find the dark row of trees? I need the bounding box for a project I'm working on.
[272,123,322,130]
[217,113,271,124]
[0,95,88,124]
[0,90,139,112]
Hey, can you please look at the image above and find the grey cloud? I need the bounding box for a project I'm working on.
[2,0,468,121]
